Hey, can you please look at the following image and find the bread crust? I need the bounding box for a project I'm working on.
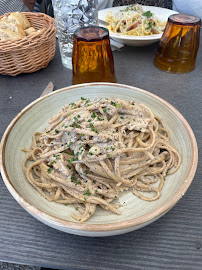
[24,27,37,36]
[0,19,25,37]
[0,29,21,40]
[8,12,30,30]
[0,12,39,41]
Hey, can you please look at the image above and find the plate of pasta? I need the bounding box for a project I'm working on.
[99,4,178,46]
[0,83,198,237]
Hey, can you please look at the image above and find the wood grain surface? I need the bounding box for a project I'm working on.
[0,40,202,270]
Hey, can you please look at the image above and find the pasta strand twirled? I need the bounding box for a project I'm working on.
[106,4,166,36]
[22,97,181,222]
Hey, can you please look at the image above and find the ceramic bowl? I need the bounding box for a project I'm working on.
[98,6,178,46]
[0,83,198,237]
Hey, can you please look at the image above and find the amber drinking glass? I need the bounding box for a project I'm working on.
[154,14,201,73]
[72,26,116,84]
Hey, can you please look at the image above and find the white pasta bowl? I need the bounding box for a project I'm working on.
[0,83,198,237]
[98,6,178,46]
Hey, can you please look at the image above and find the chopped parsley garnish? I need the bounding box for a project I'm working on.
[120,116,124,119]
[46,131,50,133]
[103,109,107,113]
[72,121,80,128]
[74,117,78,121]
[97,116,104,121]
[83,188,91,196]
[71,175,81,185]
[146,21,153,30]
[81,97,86,100]
[88,119,92,122]
[111,101,116,106]
[64,203,68,206]
[95,130,99,134]
[67,142,73,148]
[85,99,90,105]
[89,152,94,156]
[53,154,59,159]
[77,114,80,118]
[91,112,96,118]
[90,123,95,131]
[111,147,115,151]
[95,189,98,193]
[116,103,121,108]
[107,137,110,141]
[47,167,53,173]
[115,196,117,198]
[81,133,84,136]
[50,160,56,166]
[86,170,88,175]
[107,154,110,158]
[68,157,78,163]
[143,10,153,18]
[55,129,59,134]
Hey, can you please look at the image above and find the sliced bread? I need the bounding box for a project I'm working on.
[19,12,31,29]
[0,19,25,37]
[7,12,30,30]
[0,29,21,40]
[24,27,37,36]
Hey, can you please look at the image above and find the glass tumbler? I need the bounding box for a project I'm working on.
[52,0,98,69]
[72,26,116,84]
[154,14,201,73]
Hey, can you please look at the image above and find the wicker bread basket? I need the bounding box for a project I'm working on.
[0,12,56,76]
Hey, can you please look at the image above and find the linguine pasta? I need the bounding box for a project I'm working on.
[22,97,181,223]
[106,4,166,36]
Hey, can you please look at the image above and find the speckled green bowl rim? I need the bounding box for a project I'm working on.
[0,83,198,232]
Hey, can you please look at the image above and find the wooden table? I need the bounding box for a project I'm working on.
[0,39,202,270]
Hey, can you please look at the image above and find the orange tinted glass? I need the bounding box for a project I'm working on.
[72,26,116,84]
[154,14,201,73]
